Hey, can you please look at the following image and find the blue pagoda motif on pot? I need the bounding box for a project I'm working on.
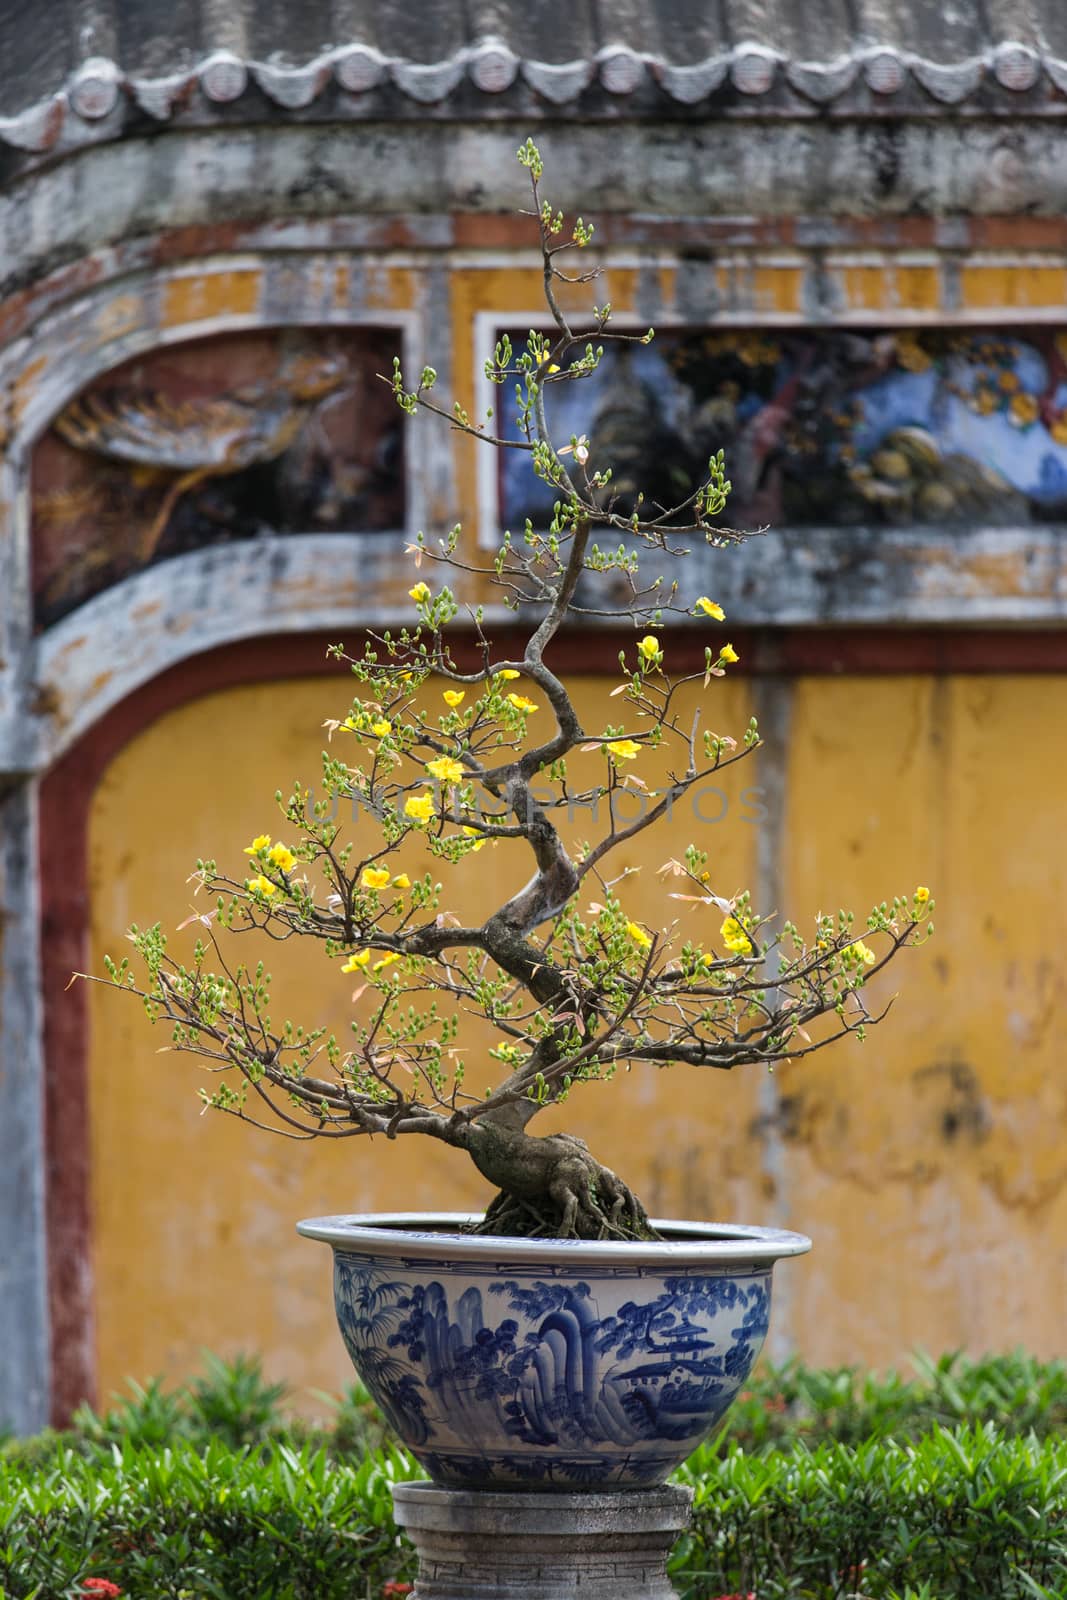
[332,1252,772,1488]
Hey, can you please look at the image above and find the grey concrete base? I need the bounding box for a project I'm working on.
[392,1481,693,1600]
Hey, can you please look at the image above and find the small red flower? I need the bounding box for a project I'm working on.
[710,1592,755,1600]
[382,1585,413,1598]
[82,1582,123,1598]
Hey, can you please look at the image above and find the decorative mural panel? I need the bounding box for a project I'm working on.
[498,326,1067,533]
[31,327,405,630]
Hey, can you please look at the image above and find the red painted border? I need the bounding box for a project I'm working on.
[38,622,1067,1421]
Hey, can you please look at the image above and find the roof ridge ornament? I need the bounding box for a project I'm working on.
[250,57,334,109]
[199,50,248,104]
[784,52,860,104]
[597,46,647,97]
[910,53,985,104]
[520,56,595,104]
[730,44,781,97]
[68,57,122,121]
[992,42,1041,92]
[862,49,907,96]
[654,55,729,104]
[3,31,1067,156]
[469,39,520,94]
[334,45,387,94]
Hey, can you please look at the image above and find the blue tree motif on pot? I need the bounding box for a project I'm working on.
[332,1257,431,1444]
[329,1239,779,1487]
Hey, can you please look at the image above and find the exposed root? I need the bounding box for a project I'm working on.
[463,1123,662,1241]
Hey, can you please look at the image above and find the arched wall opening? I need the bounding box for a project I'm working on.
[38,628,1067,1421]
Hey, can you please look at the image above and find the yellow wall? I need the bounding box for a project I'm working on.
[779,675,1067,1364]
[87,667,1067,1403]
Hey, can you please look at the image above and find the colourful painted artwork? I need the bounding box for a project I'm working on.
[498,325,1067,533]
[32,327,405,630]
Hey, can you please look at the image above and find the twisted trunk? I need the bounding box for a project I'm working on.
[461,1120,659,1241]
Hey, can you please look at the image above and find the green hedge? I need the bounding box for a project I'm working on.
[11,1348,1063,1464]
[721,1349,1067,1453]
[675,1425,1067,1600]
[2,1354,1065,1599]
[0,1439,421,1599]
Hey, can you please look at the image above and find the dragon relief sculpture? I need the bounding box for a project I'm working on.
[50,350,351,564]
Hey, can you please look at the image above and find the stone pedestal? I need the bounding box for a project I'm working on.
[391,1481,693,1600]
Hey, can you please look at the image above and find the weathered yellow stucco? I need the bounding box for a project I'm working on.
[161,268,263,330]
[87,668,1067,1402]
[778,675,1067,1365]
[87,672,763,1404]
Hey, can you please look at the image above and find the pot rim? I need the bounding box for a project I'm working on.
[296,1211,812,1266]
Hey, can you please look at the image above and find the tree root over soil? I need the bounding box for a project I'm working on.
[462,1123,662,1241]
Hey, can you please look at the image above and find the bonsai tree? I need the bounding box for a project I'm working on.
[95,142,932,1241]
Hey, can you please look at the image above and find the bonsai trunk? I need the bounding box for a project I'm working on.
[460,1120,660,1241]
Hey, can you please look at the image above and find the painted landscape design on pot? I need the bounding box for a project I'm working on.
[334,1253,771,1486]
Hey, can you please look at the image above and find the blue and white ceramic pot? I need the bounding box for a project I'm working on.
[297,1212,811,1491]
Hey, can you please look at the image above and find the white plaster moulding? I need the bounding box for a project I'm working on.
[784,55,860,104]
[1,274,421,451]
[6,38,1067,152]
[24,536,518,770]
[23,522,1067,774]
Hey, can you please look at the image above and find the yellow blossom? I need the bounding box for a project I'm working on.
[343,713,362,732]
[915,886,930,903]
[404,793,435,824]
[462,826,486,852]
[409,582,431,603]
[340,950,371,973]
[373,952,400,972]
[846,940,877,966]
[371,719,392,737]
[720,915,753,956]
[506,693,538,713]
[536,348,550,366]
[547,363,560,374]
[625,921,653,949]
[392,873,411,889]
[605,738,641,761]
[243,833,271,857]
[427,755,466,783]
[637,635,660,660]
[361,866,391,890]
[494,668,520,681]
[695,597,726,621]
[266,842,297,873]
[246,875,278,898]
[443,690,466,708]
[719,643,740,664]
